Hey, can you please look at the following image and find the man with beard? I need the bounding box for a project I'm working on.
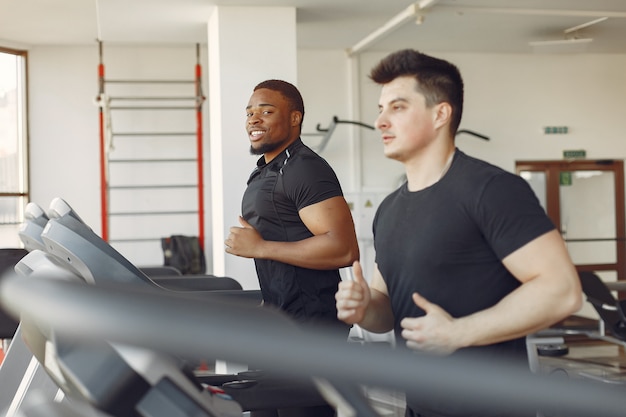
[225,79,359,417]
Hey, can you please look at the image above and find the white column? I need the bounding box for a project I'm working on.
[208,6,297,289]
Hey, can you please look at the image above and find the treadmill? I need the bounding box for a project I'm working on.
[1,198,336,417]
[2,272,626,417]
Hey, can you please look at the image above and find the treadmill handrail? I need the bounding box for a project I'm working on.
[1,274,625,417]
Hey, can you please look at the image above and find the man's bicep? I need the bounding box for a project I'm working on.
[369,263,389,296]
[298,196,355,236]
[502,229,575,284]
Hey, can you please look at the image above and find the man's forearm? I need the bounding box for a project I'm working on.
[257,234,359,270]
[358,289,395,333]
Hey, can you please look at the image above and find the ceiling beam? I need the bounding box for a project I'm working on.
[443,6,626,19]
[346,0,442,56]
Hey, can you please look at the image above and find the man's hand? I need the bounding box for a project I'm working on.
[225,216,264,258]
[400,293,459,356]
[335,261,371,324]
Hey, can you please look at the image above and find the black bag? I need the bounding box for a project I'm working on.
[161,235,206,275]
[0,248,28,338]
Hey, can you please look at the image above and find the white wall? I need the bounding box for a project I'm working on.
[297,49,354,189]
[356,52,626,182]
[28,46,100,226]
[27,44,211,268]
[302,51,626,281]
[24,45,626,286]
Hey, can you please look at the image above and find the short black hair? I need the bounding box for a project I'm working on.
[254,79,305,126]
[370,49,464,136]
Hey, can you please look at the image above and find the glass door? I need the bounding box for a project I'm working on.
[516,160,625,285]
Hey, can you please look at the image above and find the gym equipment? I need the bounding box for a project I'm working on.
[41,197,257,297]
[2,198,233,417]
[531,271,626,349]
[139,266,182,277]
[0,249,84,417]
[1,239,247,417]
[17,203,49,252]
[38,199,332,412]
[12,391,110,417]
[1,255,337,417]
[96,41,206,254]
[16,198,626,417]
[578,271,626,343]
[1,198,332,417]
[2,274,626,417]
[0,249,28,344]
[527,271,626,392]
[0,327,67,417]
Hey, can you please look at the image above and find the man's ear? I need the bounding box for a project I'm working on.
[433,102,452,130]
[291,111,302,127]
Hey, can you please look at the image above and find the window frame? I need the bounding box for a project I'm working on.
[0,46,29,245]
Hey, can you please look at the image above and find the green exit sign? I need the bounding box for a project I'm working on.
[560,171,572,186]
[545,126,569,134]
[563,149,586,159]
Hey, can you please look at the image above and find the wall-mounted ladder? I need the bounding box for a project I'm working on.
[96,41,205,265]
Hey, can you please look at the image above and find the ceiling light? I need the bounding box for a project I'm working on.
[529,38,593,53]
[564,17,608,34]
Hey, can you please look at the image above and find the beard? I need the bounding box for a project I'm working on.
[249,139,289,156]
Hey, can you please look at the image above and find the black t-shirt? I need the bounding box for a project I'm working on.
[242,138,349,334]
[373,149,554,417]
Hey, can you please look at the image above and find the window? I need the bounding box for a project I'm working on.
[0,47,29,247]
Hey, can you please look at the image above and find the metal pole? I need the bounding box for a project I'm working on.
[195,43,206,252]
[97,40,109,242]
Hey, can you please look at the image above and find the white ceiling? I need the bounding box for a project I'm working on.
[1,0,626,54]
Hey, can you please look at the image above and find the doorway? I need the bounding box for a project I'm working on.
[515,159,625,285]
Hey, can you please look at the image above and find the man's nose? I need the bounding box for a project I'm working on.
[375,113,387,130]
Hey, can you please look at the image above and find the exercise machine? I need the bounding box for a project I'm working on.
[1,198,331,417]
[1,272,625,417]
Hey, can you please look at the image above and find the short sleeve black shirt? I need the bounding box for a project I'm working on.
[242,138,348,331]
[374,149,554,329]
[374,149,554,416]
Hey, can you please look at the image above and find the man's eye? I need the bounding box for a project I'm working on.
[263,111,272,115]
